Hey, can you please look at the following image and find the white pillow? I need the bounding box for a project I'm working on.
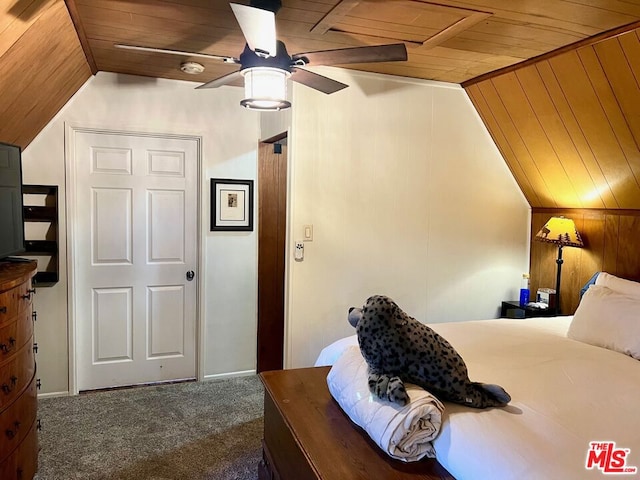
[568,285,640,360]
[595,272,640,298]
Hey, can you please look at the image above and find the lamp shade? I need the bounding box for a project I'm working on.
[535,216,584,248]
[240,67,291,111]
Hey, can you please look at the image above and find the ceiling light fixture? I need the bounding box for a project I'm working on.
[240,66,290,111]
[180,61,205,75]
[114,3,407,111]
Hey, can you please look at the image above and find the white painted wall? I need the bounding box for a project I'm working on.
[286,68,531,368]
[260,108,290,141]
[22,68,531,394]
[22,72,260,395]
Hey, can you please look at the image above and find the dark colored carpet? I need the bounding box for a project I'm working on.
[35,376,264,480]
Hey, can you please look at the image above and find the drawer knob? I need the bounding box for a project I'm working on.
[0,336,16,354]
[5,420,20,439]
[0,306,6,314]
[21,288,36,300]
[1,376,18,394]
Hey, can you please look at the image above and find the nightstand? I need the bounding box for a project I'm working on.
[500,300,557,319]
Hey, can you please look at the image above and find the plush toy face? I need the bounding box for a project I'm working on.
[349,295,510,409]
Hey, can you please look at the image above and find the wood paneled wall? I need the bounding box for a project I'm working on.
[0,0,91,148]
[530,209,640,315]
[465,26,640,210]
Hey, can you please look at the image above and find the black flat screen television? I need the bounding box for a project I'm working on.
[0,141,25,260]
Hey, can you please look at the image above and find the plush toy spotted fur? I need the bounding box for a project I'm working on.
[348,295,511,409]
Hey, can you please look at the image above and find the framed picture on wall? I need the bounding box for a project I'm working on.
[210,178,254,231]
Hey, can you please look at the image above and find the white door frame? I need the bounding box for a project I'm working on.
[65,124,205,395]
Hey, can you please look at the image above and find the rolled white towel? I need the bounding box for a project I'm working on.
[327,346,444,462]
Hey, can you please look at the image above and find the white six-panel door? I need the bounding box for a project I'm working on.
[72,131,198,391]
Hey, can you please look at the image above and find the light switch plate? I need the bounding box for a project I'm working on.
[303,224,313,241]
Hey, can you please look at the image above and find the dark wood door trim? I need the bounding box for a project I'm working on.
[257,138,288,372]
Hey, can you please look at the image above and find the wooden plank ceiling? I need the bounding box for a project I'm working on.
[68,0,640,86]
[0,0,91,148]
[2,0,640,216]
[465,26,640,210]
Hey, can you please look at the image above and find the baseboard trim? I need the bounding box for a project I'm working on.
[203,369,256,381]
[38,391,71,399]
[37,372,257,397]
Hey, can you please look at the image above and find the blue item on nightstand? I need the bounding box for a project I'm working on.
[520,274,530,306]
[519,288,530,306]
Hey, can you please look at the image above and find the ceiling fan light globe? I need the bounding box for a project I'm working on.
[241,99,291,111]
[241,67,291,111]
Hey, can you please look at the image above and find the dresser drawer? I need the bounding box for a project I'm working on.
[0,341,35,411]
[0,374,37,464]
[0,418,38,480]
[0,281,34,325]
[0,311,33,365]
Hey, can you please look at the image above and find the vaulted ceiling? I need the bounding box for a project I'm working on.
[67,0,640,85]
[2,0,640,210]
[466,26,640,210]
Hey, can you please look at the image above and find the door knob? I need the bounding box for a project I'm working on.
[186,270,195,281]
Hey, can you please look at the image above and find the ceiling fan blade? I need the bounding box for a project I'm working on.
[230,3,277,57]
[114,44,239,63]
[196,70,244,89]
[293,43,407,67]
[290,68,348,94]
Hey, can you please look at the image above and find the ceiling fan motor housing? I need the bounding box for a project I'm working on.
[113,2,406,100]
[239,41,292,72]
[249,0,282,13]
[239,42,292,111]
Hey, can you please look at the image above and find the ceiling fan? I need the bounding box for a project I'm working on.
[115,0,408,110]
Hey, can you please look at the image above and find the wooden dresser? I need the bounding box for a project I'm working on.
[0,261,38,480]
[259,367,454,480]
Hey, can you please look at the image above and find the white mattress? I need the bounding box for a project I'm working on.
[316,316,640,480]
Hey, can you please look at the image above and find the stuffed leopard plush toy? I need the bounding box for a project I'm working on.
[348,294,511,409]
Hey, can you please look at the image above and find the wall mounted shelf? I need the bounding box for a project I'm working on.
[22,185,59,287]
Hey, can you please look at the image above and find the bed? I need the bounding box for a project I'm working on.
[310,272,640,480]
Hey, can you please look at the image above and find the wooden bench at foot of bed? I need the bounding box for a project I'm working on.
[259,367,454,480]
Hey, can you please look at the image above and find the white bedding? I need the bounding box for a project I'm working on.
[316,316,640,480]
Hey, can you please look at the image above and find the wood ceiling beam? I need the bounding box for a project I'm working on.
[64,0,98,74]
[421,11,490,50]
[311,0,361,35]
[311,0,492,52]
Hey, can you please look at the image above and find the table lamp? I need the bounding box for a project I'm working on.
[534,216,584,314]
